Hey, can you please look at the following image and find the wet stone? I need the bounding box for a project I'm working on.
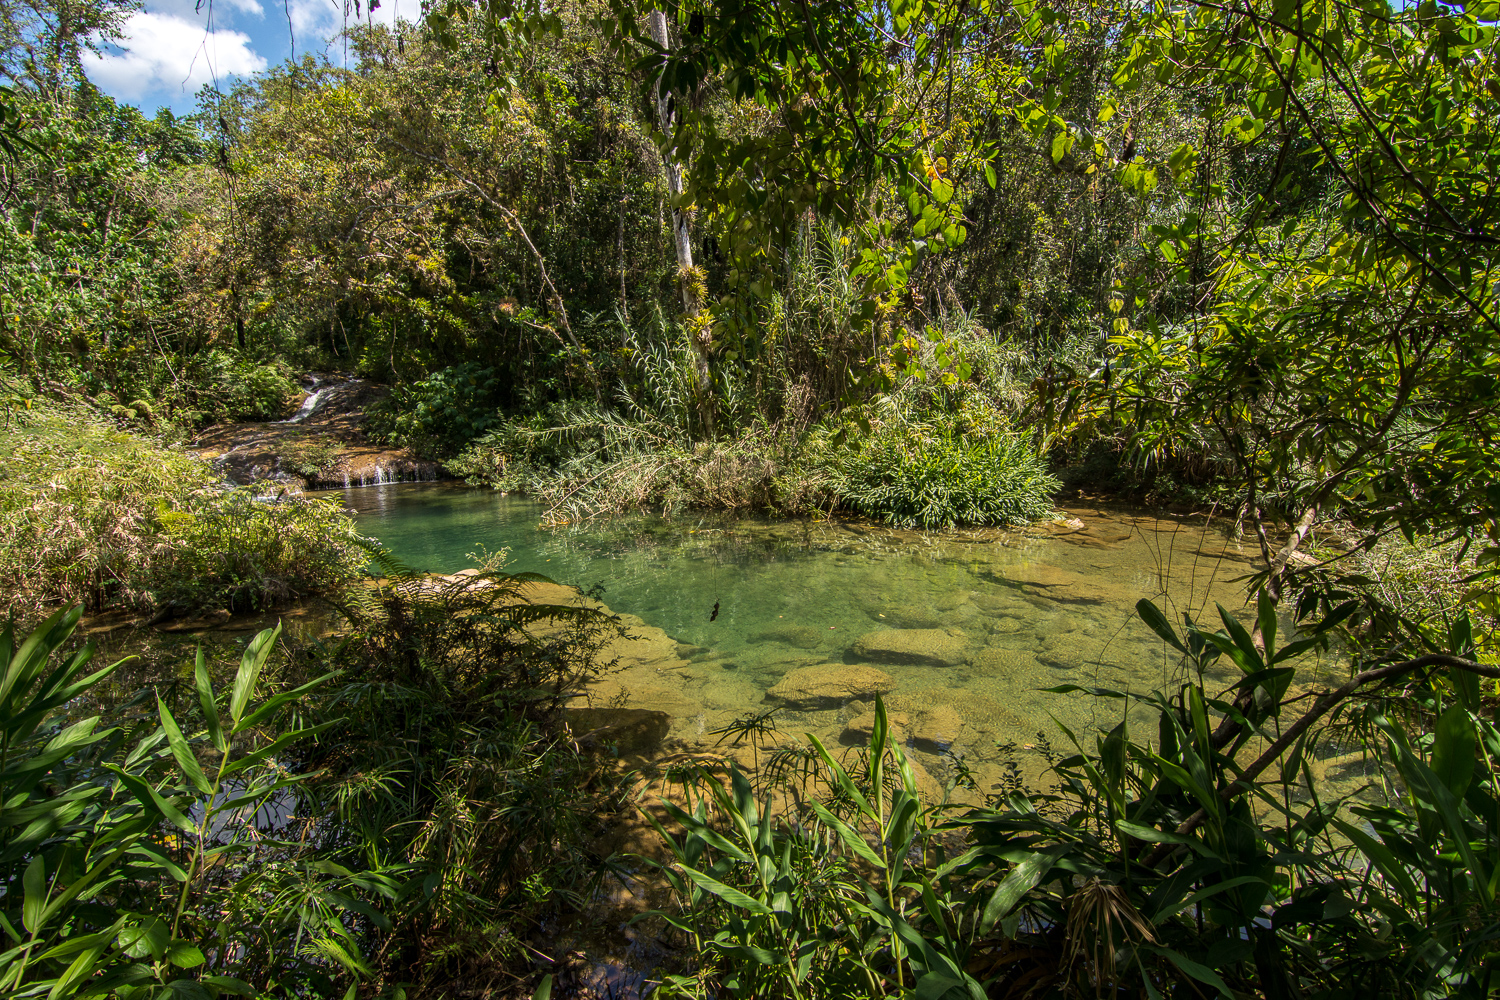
[563,708,672,754]
[908,703,965,753]
[850,628,970,668]
[748,625,825,649]
[766,664,897,709]
[970,647,1038,673]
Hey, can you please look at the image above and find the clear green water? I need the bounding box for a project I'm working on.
[331,482,1328,787]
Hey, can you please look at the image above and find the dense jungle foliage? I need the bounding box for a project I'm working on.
[3,0,1500,995]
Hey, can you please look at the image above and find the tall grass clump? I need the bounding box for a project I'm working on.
[828,329,1059,528]
[0,403,366,617]
[298,571,633,991]
[640,597,1500,999]
[833,421,1057,528]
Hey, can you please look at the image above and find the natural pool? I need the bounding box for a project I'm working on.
[332,482,1341,794]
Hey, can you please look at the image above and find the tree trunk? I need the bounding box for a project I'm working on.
[646,8,715,438]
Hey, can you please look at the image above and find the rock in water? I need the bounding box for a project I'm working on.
[748,624,825,649]
[842,710,912,744]
[908,703,965,753]
[850,628,969,667]
[563,708,672,753]
[766,664,896,709]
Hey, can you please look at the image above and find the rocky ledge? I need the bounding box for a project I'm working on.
[191,375,444,490]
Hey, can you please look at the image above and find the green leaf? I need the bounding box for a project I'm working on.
[118,917,170,960]
[166,940,207,968]
[980,846,1065,931]
[229,625,281,726]
[532,974,554,1000]
[1256,590,1277,663]
[47,938,111,1000]
[158,696,212,795]
[1217,604,1263,670]
[201,977,257,997]
[1330,818,1419,906]
[1377,716,1492,903]
[677,865,773,915]
[1113,820,1195,845]
[105,764,195,833]
[22,855,45,932]
[1150,876,1267,923]
[1136,599,1187,653]
[1143,945,1231,996]
[809,800,886,870]
[1430,704,1477,800]
[915,973,966,999]
[1050,131,1073,164]
[195,649,226,754]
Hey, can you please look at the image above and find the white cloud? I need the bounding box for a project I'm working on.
[144,0,265,23]
[86,11,268,101]
[285,0,412,45]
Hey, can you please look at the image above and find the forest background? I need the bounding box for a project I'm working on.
[3,0,1500,997]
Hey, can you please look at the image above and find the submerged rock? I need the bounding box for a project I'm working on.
[969,647,1038,673]
[850,628,969,667]
[748,624,825,649]
[563,708,672,753]
[842,710,912,744]
[767,664,896,709]
[907,703,965,753]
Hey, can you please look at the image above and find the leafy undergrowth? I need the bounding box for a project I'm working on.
[0,403,366,620]
[632,597,1500,999]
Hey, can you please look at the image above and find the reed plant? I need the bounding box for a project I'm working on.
[295,571,634,992]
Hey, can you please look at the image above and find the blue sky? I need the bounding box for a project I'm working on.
[85,0,416,115]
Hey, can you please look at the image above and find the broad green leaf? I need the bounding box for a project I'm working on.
[1136,599,1187,653]
[158,696,212,795]
[1430,704,1478,801]
[22,855,45,932]
[166,940,207,968]
[678,865,774,915]
[1256,590,1277,662]
[195,649,226,753]
[980,846,1065,931]
[230,625,281,726]
[118,916,170,960]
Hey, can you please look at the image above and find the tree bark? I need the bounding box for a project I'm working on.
[646,8,715,437]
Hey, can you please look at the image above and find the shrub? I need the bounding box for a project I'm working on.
[300,573,630,990]
[368,363,504,457]
[180,349,300,424]
[0,607,381,998]
[0,405,367,617]
[833,420,1057,527]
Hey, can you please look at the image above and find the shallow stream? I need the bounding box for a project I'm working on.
[332,483,1345,795]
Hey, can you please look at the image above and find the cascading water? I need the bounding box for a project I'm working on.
[280,377,358,424]
[336,463,442,489]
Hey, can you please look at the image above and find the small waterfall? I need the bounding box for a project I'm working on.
[280,376,359,425]
[325,462,443,490]
[280,383,331,424]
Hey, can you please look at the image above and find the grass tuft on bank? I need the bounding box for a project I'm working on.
[0,402,367,619]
